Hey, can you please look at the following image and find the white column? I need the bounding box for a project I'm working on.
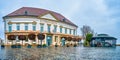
[36,35,39,44]
[36,21,40,31]
[58,36,61,46]
[44,24,47,32]
[51,24,53,33]
[29,24,32,30]
[12,24,16,31]
[62,27,64,34]
[5,35,8,45]
[52,35,55,45]
[57,25,60,33]
[21,24,24,30]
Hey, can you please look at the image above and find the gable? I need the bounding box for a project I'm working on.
[40,13,57,20]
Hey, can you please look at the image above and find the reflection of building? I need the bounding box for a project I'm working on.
[3,7,81,46]
[90,34,117,47]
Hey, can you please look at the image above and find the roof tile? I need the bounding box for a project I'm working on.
[4,7,77,27]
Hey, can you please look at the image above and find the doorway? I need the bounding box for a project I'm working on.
[46,36,52,46]
[61,38,65,46]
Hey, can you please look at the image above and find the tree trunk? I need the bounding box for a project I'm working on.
[41,40,42,47]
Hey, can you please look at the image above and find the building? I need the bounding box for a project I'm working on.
[0,38,4,44]
[90,34,117,47]
[3,7,81,46]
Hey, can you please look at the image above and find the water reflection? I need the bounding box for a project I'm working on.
[0,46,120,60]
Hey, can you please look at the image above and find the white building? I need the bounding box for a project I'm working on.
[3,7,81,46]
[0,38,4,44]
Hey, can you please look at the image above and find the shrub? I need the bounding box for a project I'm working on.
[42,44,47,47]
[84,33,93,47]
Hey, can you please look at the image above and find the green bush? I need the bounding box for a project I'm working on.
[42,44,47,47]
[84,33,93,47]
[83,41,90,47]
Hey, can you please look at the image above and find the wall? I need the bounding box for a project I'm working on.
[4,17,77,35]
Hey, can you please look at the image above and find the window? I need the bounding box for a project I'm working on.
[16,24,20,30]
[65,28,67,34]
[73,29,75,35]
[48,25,51,33]
[8,24,12,32]
[25,24,28,30]
[69,29,71,34]
[53,25,57,33]
[40,24,44,32]
[60,27,62,33]
[32,24,36,31]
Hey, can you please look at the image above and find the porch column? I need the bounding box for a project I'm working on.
[36,34,38,44]
[58,35,61,46]
[5,35,8,45]
[52,35,55,45]
[55,36,60,45]
[23,40,25,45]
[28,39,32,45]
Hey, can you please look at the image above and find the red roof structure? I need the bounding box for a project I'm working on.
[3,7,77,27]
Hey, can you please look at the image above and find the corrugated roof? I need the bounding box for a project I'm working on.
[3,7,77,27]
[92,34,117,40]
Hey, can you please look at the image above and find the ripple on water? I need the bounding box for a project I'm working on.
[0,46,120,60]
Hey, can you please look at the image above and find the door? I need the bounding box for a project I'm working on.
[61,38,65,46]
[46,36,52,46]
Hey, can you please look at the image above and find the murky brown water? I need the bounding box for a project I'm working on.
[0,46,120,60]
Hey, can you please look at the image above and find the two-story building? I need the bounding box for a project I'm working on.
[3,7,81,46]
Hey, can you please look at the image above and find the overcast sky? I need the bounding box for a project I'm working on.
[0,0,120,43]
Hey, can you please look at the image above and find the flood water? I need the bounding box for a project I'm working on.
[0,45,120,60]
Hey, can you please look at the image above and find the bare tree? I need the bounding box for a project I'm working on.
[81,25,94,40]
